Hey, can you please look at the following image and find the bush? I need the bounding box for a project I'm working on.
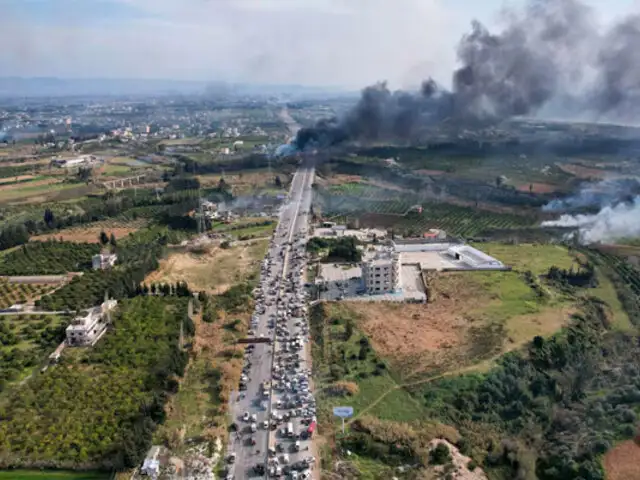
[430,442,452,465]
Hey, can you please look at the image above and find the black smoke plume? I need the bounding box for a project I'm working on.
[295,0,640,150]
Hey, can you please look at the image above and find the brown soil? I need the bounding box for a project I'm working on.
[0,175,37,184]
[145,240,267,294]
[0,177,60,191]
[344,275,483,379]
[515,182,558,194]
[32,226,142,243]
[325,174,362,185]
[556,163,609,179]
[604,440,640,480]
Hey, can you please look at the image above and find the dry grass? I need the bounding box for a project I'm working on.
[0,177,60,191]
[515,182,558,193]
[31,223,146,244]
[0,174,38,184]
[327,381,359,396]
[343,262,577,381]
[145,240,267,294]
[199,170,290,193]
[603,440,640,480]
[556,163,610,179]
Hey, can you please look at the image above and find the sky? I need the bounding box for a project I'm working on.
[0,0,638,89]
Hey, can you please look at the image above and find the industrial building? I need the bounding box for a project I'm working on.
[66,299,117,346]
[51,154,97,168]
[361,249,401,294]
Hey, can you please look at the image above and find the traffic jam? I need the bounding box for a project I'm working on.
[227,170,316,479]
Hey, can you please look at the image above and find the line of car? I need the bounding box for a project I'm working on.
[225,167,316,479]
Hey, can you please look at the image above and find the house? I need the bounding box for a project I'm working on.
[92,253,117,270]
[422,229,446,241]
[66,299,117,346]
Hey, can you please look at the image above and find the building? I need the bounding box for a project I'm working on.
[51,155,96,168]
[92,253,117,270]
[361,250,401,295]
[66,299,117,346]
[446,245,505,269]
[141,446,161,478]
[422,229,447,241]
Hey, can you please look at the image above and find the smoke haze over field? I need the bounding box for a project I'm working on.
[295,0,640,149]
[542,198,640,244]
[542,178,640,243]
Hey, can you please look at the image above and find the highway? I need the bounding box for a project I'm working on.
[225,155,316,479]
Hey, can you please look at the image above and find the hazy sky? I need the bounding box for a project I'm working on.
[1,0,638,88]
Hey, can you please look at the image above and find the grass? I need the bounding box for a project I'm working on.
[0,471,109,479]
[230,223,276,239]
[588,268,633,331]
[477,242,579,274]
[145,239,267,294]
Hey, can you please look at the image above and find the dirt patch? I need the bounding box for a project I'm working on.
[0,175,37,184]
[415,169,447,176]
[604,440,640,480]
[556,163,609,179]
[325,174,362,185]
[343,277,482,380]
[0,177,60,191]
[145,240,267,294]
[515,182,558,194]
[32,226,142,243]
[426,439,488,480]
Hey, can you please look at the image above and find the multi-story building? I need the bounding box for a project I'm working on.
[92,253,117,270]
[66,299,117,346]
[361,251,401,295]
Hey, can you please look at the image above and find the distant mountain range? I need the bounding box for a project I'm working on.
[0,77,349,99]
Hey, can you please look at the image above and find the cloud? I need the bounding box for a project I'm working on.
[0,0,462,87]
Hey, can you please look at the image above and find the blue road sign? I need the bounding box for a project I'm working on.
[333,406,354,418]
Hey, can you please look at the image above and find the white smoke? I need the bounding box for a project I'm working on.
[541,196,640,243]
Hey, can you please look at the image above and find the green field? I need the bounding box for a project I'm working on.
[0,313,67,384]
[0,296,191,470]
[0,470,109,479]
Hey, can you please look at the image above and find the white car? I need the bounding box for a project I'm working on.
[263,420,269,429]
[250,423,257,433]
[250,413,257,422]
[242,412,250,422]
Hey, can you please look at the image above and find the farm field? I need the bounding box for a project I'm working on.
[144,240,267,295]
[0,280,59,309]
[0,471,109,479]
[0,296,191,471]
[603,440,640,480]
[0,241,100,275]
[31,219,149,243]
[317,185,537,237]
[0,313,68,384]
[198,169,290,194]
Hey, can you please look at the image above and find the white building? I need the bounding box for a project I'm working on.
[361,251,401,295]
[446,245,505,269]
[51,155,96,168]
[66,299,117,346]
[92,253,117,270]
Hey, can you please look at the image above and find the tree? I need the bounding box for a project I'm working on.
[99,231,109,245]
[430,443,451,465]
[43,208,55,227]
[274,175,283,188]
[109,233,117,248]
[218,177,228,191]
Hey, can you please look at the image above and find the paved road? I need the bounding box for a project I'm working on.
[225,157,316,479]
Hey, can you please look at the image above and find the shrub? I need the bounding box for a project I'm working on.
[430,442,451,465]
